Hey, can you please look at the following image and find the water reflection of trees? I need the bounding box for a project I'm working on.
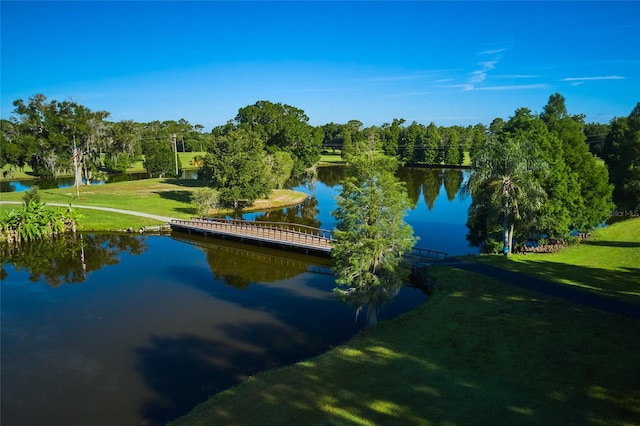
[172,235,332,289]
[254,196,321,228]
[334,282,403,327]
[423,169,443,210]
[316,165,345,187]
[1,233,147,287]
[443,169,464,201]
[396,167,465,210]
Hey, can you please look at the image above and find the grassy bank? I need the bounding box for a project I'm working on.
[468,218,640,305]
[169,247,639,425]
[0,178,308,231]
[168,218,640,425]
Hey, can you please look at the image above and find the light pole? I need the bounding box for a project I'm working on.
[172,133,179,177]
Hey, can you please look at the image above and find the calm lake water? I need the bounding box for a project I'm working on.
[1,166,477,425]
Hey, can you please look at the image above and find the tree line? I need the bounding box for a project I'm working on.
[467,93,639,254]
[1,93,638,217]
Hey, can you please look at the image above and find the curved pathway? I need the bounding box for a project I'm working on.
[0,201,177,223]
[436,258,640,319]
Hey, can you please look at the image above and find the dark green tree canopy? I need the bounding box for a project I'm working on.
[603,102,640,211]
[231,100,322,175]
[198,128,271,208]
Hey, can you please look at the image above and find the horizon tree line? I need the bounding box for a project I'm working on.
[1,93,638,220]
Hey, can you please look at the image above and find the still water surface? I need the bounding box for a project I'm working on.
[1,167,477,425]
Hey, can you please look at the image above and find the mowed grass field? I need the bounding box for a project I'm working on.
[468,218,640,305]
[169,218,640,426]
[0,177,308,231]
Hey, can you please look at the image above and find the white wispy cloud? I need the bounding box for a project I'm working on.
[477,48,508,56]
[354,73,442,83]
[471,84,549,91]
[470,60,499,84]
[434,83,474,90]
[560,75,625,81]
[494,74,539,79]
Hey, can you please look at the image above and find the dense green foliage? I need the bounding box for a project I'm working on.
[191,187,220,216]
[467,94,615,253]
[602,103,640,212]
[331,139,417,326]
[0,94,210,182]
[0,200,78,243]
[144,142,179,177]
[2,91,634,226]
[198,129,271,208]
[222,100,323,176]
[466,137,547,255]
[321,119,478,166]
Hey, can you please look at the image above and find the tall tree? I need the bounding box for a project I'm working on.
[466,137,547,256]
[380,118,405,157]
[500,108,576,240]
[423,122,440,164]
[443,127,463,165]
[331,139,417,326]
[8,94,112,182]
[541,93,613,230]
[234,100,322,175]
[603,103,640,211]
[198,129,271,208]
[106,120,142,172]
[584,122,610,158]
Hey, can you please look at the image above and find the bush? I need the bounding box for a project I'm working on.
[191,187,219,217]
[22,186,41,205]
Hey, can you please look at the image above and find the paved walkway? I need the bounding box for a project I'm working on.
[436,258,640,319]
[0,201,177,223]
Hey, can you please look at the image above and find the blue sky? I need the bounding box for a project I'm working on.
[2,1,638,130]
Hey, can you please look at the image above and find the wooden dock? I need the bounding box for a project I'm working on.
[169,218,448,261]
[170,218,334,255]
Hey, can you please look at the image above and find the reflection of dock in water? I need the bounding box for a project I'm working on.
[172,233,334,279]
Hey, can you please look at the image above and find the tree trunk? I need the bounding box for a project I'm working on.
[507,224,514,256]
[502,214,510,257]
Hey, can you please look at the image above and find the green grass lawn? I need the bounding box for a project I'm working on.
[319,152,345,165]
[0,178,308,231]
[468,218,640,305]
[169,263,639,426]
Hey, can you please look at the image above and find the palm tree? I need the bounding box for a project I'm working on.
[467,137,547,256]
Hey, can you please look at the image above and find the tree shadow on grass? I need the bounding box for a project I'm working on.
[162,178,208,188]
[173,206,198,216]
[583,240,640,248]
[154,190,193,204]
[163,268,640,425]
[465,258,640,311]
[153,190,199,216]
[499,259,640,308]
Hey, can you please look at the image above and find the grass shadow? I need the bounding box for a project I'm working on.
[470,256,640,308]
[584,240,640,248]
[169,267,640,425]
[173,206,198,216]
[162,178,209,189]
[154,190,194,204]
